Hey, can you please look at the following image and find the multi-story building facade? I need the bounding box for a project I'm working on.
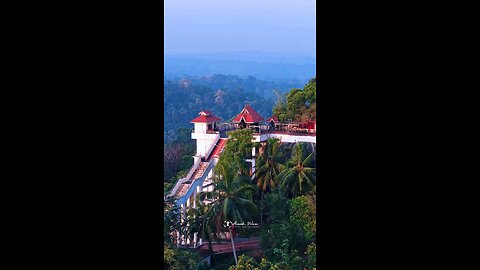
[166,104,316,248]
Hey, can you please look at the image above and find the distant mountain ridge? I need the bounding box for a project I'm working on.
[165,51,316,64]
[166,74,307,99]
[164,51,316,81]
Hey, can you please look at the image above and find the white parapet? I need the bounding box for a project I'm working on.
[191,132,218,140]
[253,133,316,143]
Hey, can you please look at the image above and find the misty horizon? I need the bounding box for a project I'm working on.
[164,0,316,56]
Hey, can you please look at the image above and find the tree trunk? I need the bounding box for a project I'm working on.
[208,238,214,266]
[260,192,264,225]
[208,237,213,254]
[230,228,238,266]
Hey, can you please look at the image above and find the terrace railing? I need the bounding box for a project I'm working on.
[168,158,202,198]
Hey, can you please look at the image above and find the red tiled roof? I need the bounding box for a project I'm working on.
[191,110,222,123]
[232,104,264,123]
[266,115,279,123]
[191,114,222,123]
[210,139,227,159]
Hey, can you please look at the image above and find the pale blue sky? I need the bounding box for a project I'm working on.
[164,0,316,57]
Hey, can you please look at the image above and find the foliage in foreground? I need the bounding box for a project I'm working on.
[164,243,202,270]
[260,190,316,269]
[278,143,316,198]
[227,255,280,270]
[217,128,255,177]
[227,254,317,270]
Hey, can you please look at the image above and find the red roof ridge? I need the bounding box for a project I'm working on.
[199,110,213,116]
[232,104,264,123]
[191,110,222,123]
[266,115,279,123]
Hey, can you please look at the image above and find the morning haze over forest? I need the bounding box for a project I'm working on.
[164,0,316,80]
[164,0,316,142]
[164,1,317,269]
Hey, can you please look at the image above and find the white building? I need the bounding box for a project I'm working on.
[167,105,316,247]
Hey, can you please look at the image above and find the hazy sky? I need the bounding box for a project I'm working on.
[164,0,316,56]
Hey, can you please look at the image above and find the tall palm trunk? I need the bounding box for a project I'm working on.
[208,238,214,266]
[230,227,238,265]
[260,192,264,225]
[208,238,213,254]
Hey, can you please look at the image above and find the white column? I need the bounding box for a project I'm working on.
[177,203,182,246]
[193,191,197,208]
[193,190,197,247]
[186,202,190,246]
[180,203,186,245]
[181,203,185,222]
[177,230,180,246]
[252,146,256,177]
[185,199,190,245]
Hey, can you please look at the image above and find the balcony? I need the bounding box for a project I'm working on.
[191,129,219,134]
[192,131,220,140]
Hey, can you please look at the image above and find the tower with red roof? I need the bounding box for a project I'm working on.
[191,110,222,158]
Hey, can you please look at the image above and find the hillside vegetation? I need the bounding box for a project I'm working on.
[164,76,318,269]
[273,77,316,123]
[164,75,308,142]
[164,53,316,81]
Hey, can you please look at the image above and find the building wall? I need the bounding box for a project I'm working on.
[269,133,316,143]
[196,139,210,157]
[195,135,219,157]
[253,133,316,143]
[192,124,219,158]
[194,123,207,133]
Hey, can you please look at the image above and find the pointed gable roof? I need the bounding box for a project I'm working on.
[191,110,222,123]
[266,115,279,123]
[199,110,212,116]
[232,104,264,123]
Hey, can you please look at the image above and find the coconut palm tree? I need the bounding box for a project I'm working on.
[164,197,182,245]
[212,162,258,221]
[186,198,217,261]
[198,161,258,265]
[255,138,284,224]
[278,143,316,198]
[256,138,283,192]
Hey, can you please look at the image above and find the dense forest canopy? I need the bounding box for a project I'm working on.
[273,77,316,123]
[163,75,317,270]
[164,74,309,142]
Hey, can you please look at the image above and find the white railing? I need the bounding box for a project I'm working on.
[176,159,216,205]
[168,158,202,198]
[186,157,202,181]
[168,178,186,198]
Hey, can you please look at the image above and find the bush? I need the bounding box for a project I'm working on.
[163,244,201,270]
